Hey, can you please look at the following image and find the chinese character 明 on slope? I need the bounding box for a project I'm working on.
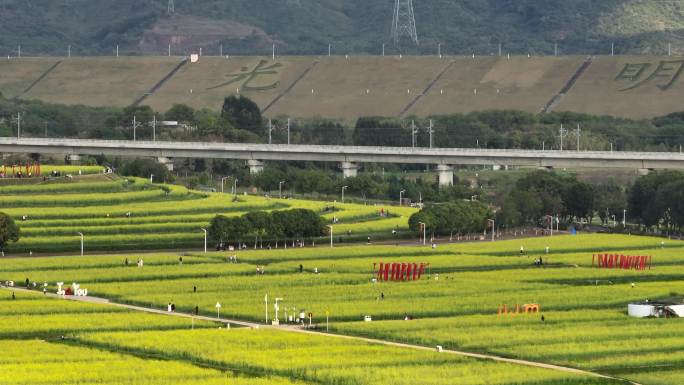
[615,60,684,91]
[207,60,283,91]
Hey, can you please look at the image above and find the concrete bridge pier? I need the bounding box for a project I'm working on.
[437,164,454,187]
[341,162,359,178]
[157,157,174,171]
[247,160,265,175]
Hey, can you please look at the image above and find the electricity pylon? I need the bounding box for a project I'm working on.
[391,0,418,46]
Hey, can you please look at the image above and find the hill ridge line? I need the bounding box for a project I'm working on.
[133,59,188,106]
[262,59,319,113]
[542,56,594,113]
[399,59,455,117]
[15,60,62,99]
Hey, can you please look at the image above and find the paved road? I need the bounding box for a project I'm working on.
[3,286,640,385]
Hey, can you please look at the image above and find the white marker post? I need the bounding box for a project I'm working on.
[215,302,221,319]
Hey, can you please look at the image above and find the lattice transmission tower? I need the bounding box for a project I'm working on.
[391,0,418,46]
[167,0,175,14]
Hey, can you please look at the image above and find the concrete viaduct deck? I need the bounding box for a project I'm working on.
[1,137,683,186]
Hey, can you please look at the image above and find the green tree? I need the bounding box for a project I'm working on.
[0,212,20,252]
[221,95,263,135]
[165,104,195,123]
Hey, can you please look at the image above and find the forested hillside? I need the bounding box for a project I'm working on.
[0,0,683,56]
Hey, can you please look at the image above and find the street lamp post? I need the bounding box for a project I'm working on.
[487,219,495,242]
[623,209,627,227]
[221,176,230,194]
[399,190,406,206]
[233,178,239,197]
[279,181,286,199]
[77,232,84,256]
[341,185,348,204]
[327,225,333,248]
[418,222,426,245]
[201,228,207,253]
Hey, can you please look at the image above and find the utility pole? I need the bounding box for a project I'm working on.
[328,43,331,57]
[116,45,119,57]
[268,119,273,144]
[559,124,568,151]
[152,115,157,142]
[132,115,142,141]
[576,123,580,151]
[411,120,418,148]
[68,45,71,58]
[14,113,21,139]
[611,42,614,56]
[428,119,434,149]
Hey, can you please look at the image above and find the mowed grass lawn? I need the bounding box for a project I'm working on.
[2,234,682,384]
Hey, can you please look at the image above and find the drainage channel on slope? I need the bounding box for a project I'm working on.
[542,56,594,113]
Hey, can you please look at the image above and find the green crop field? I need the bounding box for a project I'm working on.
[5,55,684,120]
[2,231,683,384]
[0,176,417,253]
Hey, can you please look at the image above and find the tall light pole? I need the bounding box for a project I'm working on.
[418,222,426,245]
[264,294,269,324]
[233,178,239,197]
[201,228,207,253]
[221,176,230,194]
[77,232,84,256]
[399,190,406,206]
[327,225,333,248]
[279,181,286,199]
[623,209,627,227]
[341,185,348,204]
[487,219,495,242]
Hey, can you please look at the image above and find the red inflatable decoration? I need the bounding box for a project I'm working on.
[592,254,651,271]
[374,262,428,282]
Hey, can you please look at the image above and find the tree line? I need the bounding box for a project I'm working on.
[208,209,326,247]
[4,93,684,153]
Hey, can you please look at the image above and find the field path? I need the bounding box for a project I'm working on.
[3,286,640,385]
